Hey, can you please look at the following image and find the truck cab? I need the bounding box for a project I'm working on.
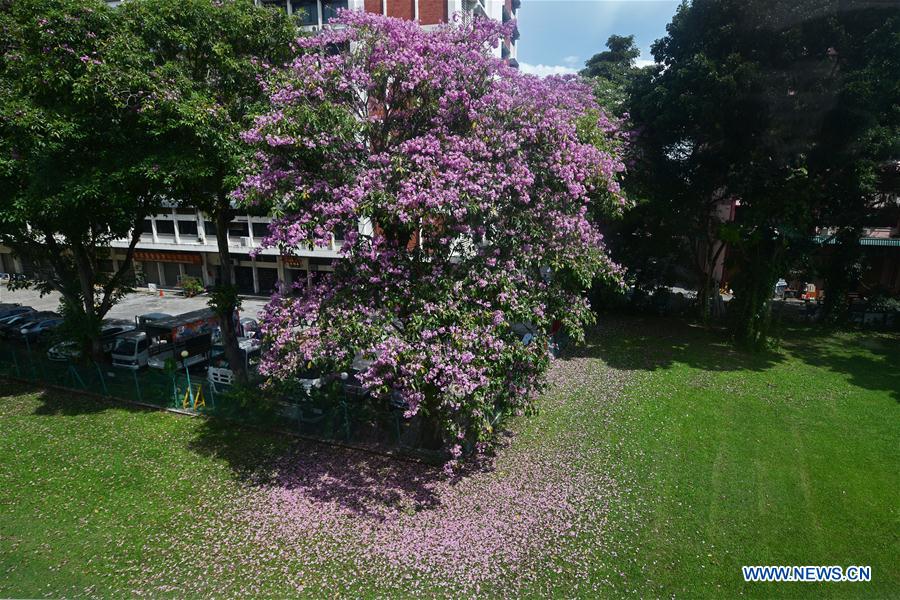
[111,309,220,370]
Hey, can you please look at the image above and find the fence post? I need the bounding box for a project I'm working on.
[24,336,37,381]
[95,363,109,396]
[342,400,350,442]
[133,370,142,403]
[68,364,86,390]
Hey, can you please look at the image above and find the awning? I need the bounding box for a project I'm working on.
[134,250,202,264]
[812,235,900,247]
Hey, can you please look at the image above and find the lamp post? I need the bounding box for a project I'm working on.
[339,371,350,441]
[181,349,194,408]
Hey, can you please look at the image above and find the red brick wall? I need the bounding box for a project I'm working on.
[418,0,447,24]
[386,0,414,20]
[364,0,447,24]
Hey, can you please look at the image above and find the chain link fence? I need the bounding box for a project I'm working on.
[0,343,439,458]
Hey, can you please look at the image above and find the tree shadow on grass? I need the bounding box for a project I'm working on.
[187,417,457,521]
[5,376,488,521]
[30,386,163,417]
[566,315,785,373]
[783,327,900,402]
[0,378,115,416]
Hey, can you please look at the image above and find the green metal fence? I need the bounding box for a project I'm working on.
[0,344,435,456]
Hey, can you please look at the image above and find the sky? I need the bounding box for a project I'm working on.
[516,0,681,76]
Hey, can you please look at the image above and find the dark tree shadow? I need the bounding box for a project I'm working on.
[187,417,458,520]
[0,379,117,416]
[567,315,785,373]
[30,388,164,417]
[783,326,900,402]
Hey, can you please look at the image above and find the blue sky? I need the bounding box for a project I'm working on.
[516,0,680,76]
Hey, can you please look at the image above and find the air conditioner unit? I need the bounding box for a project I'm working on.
[240,237,253,247]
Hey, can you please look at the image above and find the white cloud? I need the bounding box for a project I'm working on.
[518,62,578,77]
[562,55,580,66]
[635,58,658,68]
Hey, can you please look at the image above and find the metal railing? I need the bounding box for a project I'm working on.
[0,344,439,459]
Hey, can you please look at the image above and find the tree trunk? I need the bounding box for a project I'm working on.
[821,227,861,324]
[214,195,248,384]
[730,236,780,350]
[70,240,105,362]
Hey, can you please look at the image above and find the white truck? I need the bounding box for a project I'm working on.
[111,309,220,370]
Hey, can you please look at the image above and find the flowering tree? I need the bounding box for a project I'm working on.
[239,12,628,462]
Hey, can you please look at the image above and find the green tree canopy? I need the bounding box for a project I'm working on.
[0,0,176,357]
[617,0,899,346]
[113,0,297,379]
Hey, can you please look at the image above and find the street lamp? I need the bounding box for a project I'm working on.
[338,372,352,440]
[181,350,194,408]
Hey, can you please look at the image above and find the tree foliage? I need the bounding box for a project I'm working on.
[113,0,297,378]
[0,0,173,357]
[240,12,629,463]
[580,34,642,115]
[616,0,899,346]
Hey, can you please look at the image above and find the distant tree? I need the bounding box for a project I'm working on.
[581,34,641,115]
[623,0,899,347]
[807,7,900,321]
[114,0,297,381]
[582,34,640,79]
[0,0,170,359]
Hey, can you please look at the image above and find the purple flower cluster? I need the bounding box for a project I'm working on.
[240,11,629,460]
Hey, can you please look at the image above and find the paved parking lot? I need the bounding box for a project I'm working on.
[0,285,269,321]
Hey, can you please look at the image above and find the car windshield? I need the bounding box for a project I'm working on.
[113,338,137,355]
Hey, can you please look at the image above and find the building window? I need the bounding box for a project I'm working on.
[228,222,250,238]
[141,219,154,234]
[155,220,175,235]
[292,0,318,25]
[204,221,217,237]
[252,222,272,239]
[177,220,198,236]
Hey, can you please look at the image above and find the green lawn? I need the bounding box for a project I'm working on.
[1,317,897,597]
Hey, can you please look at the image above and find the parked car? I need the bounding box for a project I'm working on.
[0,311,54,338]
[9,273,29,283]
[15,316,64,343]
[206,337,263,388]
[239,317,261,339]
[0,305,34,320]
[47,341,81,362]
[46,320,137,361]
[0,273,10,284]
